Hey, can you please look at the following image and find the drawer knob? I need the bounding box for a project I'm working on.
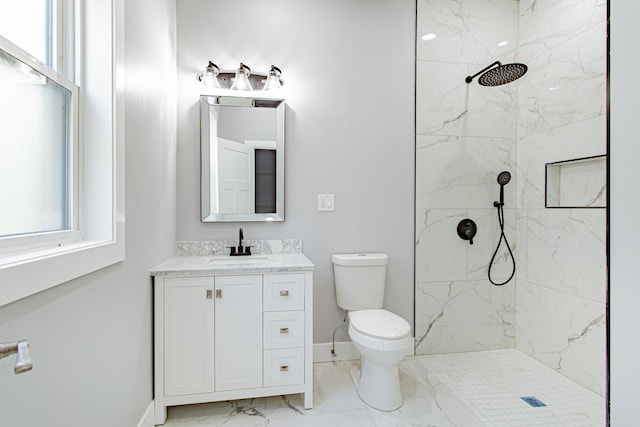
[279,327,289,334]
[280,290,289,297]
[280,365,289,372]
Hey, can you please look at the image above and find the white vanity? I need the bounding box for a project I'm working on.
[151,252,314,425]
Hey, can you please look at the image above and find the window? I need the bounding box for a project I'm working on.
[0,0,125,306]
[0,0,79,250]
[0,39,78,246]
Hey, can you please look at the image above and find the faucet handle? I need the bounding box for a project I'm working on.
[14,340,32,374]
[226,246,237,255]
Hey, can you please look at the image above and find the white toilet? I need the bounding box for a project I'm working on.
[331,253,413,411]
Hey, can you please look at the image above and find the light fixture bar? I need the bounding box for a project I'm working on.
[197,61,284,91]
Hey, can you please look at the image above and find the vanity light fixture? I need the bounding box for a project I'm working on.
[197,61,284,91]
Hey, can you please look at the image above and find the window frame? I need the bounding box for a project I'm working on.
[0,0,125,307]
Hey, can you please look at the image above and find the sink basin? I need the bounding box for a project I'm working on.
[208,256,269,266]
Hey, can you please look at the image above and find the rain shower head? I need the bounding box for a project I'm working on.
[465,61,528,86]
[497,171,511,186]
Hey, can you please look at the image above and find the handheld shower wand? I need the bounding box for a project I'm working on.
[488,171,516,286]
[494,171,511,207]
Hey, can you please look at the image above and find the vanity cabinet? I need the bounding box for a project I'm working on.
[153,270,313,425]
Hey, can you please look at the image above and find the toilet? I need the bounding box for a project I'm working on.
[331,253,413,411]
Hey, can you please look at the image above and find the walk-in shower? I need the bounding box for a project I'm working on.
[416,0,607,423]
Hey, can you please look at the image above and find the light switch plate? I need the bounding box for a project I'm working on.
[318,194,335,211]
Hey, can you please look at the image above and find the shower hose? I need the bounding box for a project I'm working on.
[488,201,516,286]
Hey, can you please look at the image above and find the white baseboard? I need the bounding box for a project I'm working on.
[313,341,360,363]
[137,401,155,427]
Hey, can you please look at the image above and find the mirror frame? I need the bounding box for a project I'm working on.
[200,95,285,222]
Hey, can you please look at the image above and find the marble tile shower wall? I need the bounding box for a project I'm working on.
[515,0,607,396]
[415,0,519,355]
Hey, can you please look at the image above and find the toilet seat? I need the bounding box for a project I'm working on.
[349,309,410,340]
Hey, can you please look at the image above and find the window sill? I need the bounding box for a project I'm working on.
[0,237,124,307]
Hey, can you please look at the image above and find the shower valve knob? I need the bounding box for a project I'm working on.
[457,219,478,245]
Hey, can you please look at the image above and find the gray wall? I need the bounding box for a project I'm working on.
[217,107,276,142]
[0,0,177,425]
[176,0,416,343]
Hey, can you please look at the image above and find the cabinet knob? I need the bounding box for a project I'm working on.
[216,289,222,299]
[279,327,289,334]
[280,365,289,372]
[279,290,289,297]
[206,290,213,299]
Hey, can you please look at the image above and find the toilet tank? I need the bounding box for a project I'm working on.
[331,253,388,310]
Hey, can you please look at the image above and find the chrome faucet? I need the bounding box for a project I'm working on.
[1,340,33,374]
[229,227,252,256]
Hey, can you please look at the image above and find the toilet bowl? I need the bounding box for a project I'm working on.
[348,309,413,411]
[331,253,413,411]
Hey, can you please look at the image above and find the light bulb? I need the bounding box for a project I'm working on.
[263,65,282,91]
[231,63,252,91]
[200,61,220,87]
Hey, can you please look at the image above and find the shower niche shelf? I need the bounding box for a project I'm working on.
[545,155,606,208]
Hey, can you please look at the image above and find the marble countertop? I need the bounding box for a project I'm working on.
[151,253,314,276]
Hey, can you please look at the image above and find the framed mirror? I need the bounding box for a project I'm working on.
[200,95,285,222]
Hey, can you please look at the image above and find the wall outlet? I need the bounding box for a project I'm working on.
[317,194,335,211]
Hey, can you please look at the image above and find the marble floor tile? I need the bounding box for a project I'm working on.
[166,398,267,426]
[365,357,483,427]
[162,351,603,427]
[266,408,375,427]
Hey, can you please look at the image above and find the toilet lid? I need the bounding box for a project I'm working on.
[349,309,410,340]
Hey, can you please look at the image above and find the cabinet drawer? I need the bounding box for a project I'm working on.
[264,311,304,349]
[263,273,305,311]
[263,348,304,387]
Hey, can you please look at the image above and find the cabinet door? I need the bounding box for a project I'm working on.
[214,275,263,391]
[164,276,215,396]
